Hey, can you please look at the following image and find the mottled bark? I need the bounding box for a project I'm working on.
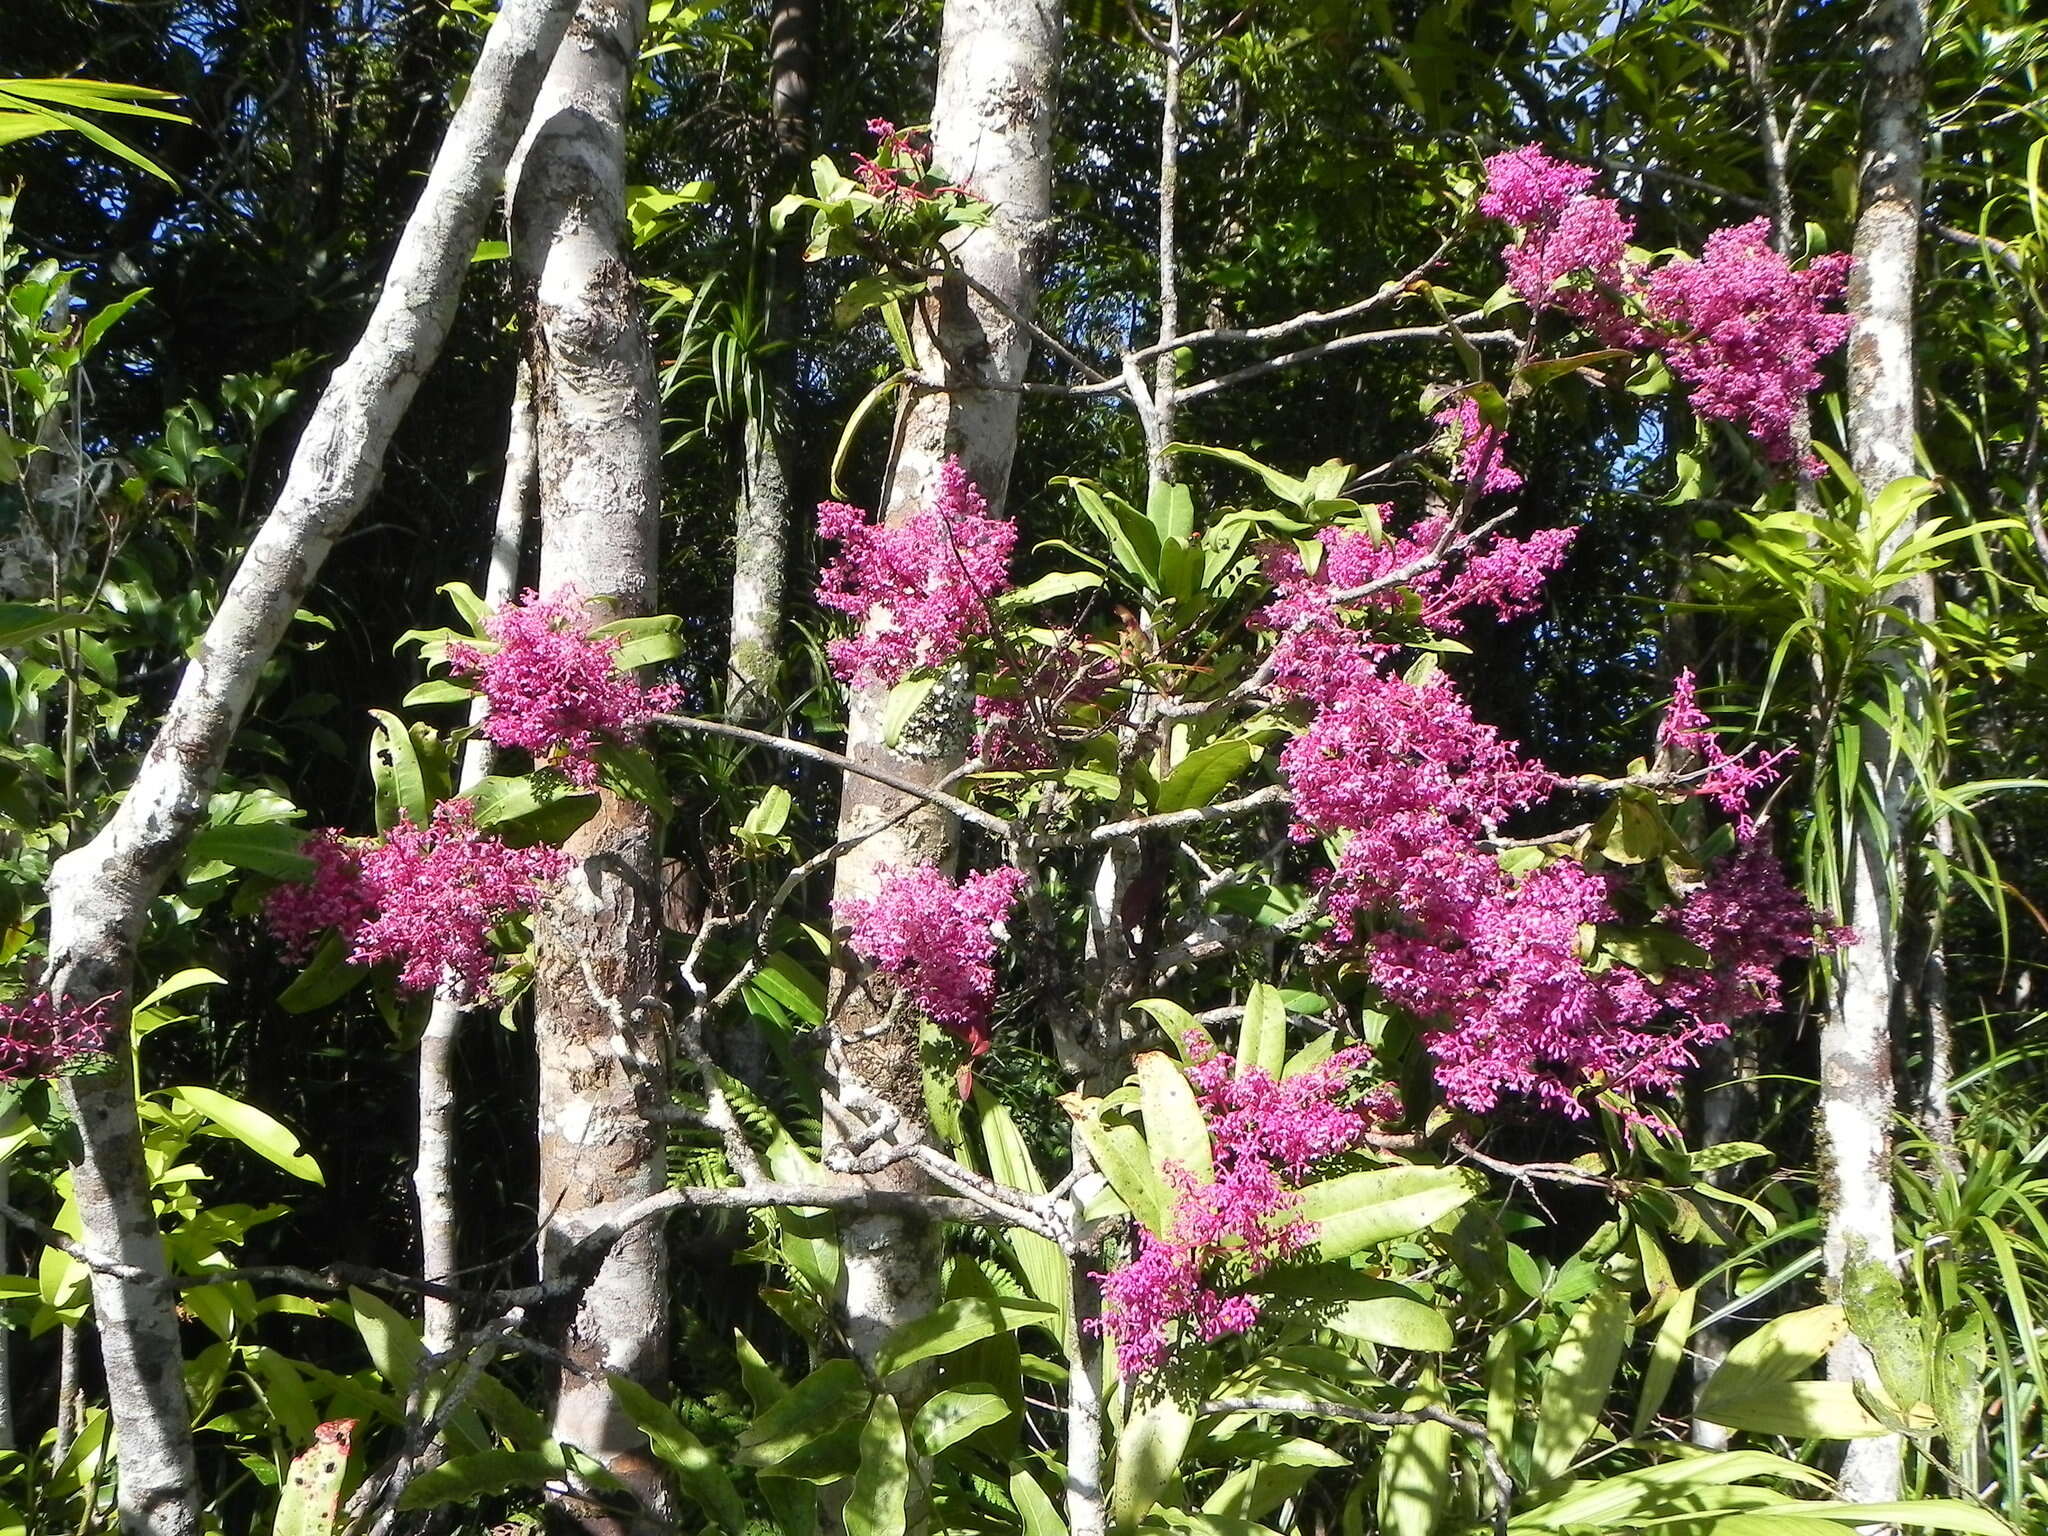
[35,2,577,1528]
[820,0,1064,1398]
[418,364,536,1356]
[1823,0,1927,1505]
[726,0,814,725]
[510,4,672,1529]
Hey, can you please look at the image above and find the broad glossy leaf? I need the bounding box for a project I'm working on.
[1136,1050,1211,1185]
[169,1085,323,1184]
[1530,1283,1631,1485]
[845,1394,908,1536]
[1295,1167,1484,1260]
[873,1295,1056,1378]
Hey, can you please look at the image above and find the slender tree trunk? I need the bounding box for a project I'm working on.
[510,6,672,1529]
[726,0,816,725]
[35,4,575,1528]
[417,364,536,1355]
[1823,0,1927,1505]
[820,0,1064,1385]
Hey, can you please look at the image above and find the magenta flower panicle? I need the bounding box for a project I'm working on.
[816,457,1016,689]
[835,863,1027,1059]
[1095,1033,1394,1376]
[0,991,115,1080]
[265,801,567,1002]
[446,586,681,786]
[1479,146,1851,470]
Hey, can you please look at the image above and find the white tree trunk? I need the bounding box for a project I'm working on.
[821,0,1064,1382]
[1824,0,1927,1505]
[509,6,672,1528]
[36,4,576,1529]
[417,363,536,1355]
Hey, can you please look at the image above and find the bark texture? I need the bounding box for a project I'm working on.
[820,0,1064,1381]
[510,5,672,1528]
[36,3,577,1528]
[1823,0,1927,1505]
[725,0,815,725]
[417,364,536,1355]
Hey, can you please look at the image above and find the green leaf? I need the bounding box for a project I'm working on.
[873,1296,1057,1378]
[1294,1167,1484,1260]
[341,1285,422,1384]
[278,931,368,1014]
[1154,738,1255,814]
[914,1386,1011,1456]
[1632,1285,1698,1435]
[1236,983,1288,1080]
[1110,1391,1194,1528]
[883,676,938,749]
[1062,1094,1167,1234]
[396,1449,559,1511]
[1137,1049,1211,1187]
[1694,1306,1889,1437]
[1732,1502,2017,1535]
[167,1086,323,1184]
[589,613,684,670]
[1513,1451,1830,1530]
[186,823,316,881]
[1062,479,1160,588]
[1000,570,1104,609]
[401,678,474,708]
[1321,1296,1454,1351]
[1379,1382,1452,1536]
[608,1374,745,1532]
[1530,1283,1632,1485]
[368,709,430,830]
[463,775,599,843]
[270,1423,352,1536]
[0,602,91,651]
[735,1360,870,1467]
[845,1394,909,1536]
[1166,444,1312,507]
[136,968,228,1014]
[1012,1469,1069,1536]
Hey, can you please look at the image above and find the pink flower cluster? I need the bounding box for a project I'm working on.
[447,588,680,787]
[265,801,568,1001]
[1433,395,1524,496]
[1659,669,1792,837]
[851,119,964,206]
[0,992,113,1080]
[1257,518,1575,700]
[1260,517,1829,1115]
[1480,147,1852,466]
[1642,220,1852,466]
[835,863,1027,1056]
[1097,1033,1391,1376]
[816,458,1016,689]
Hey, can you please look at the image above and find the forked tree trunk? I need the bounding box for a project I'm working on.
[725,0,816,725]
[820,0,1064,1381]
[509,5,672,1529]
[35,3,576,1528]
[1823,0,1927,1505]
[417,364,536,1355]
